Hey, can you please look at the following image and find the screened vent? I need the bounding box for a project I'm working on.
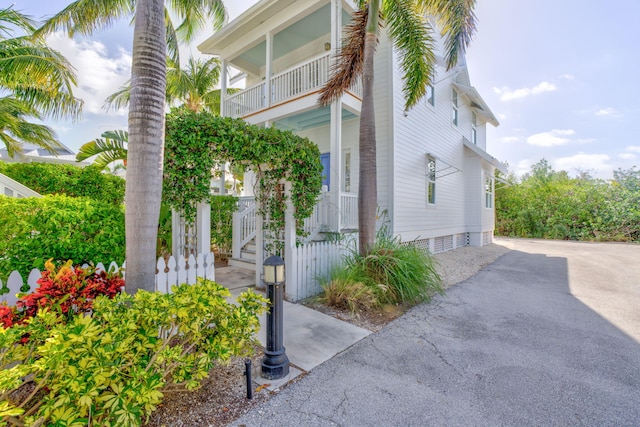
[434,235,453,253]
[482,231,493,245]
[403,238,430,254]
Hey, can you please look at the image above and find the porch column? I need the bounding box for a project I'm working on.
[329,102,342,232]
[329,0,343,232]
[220,59,228,116]
[265,32,273,108]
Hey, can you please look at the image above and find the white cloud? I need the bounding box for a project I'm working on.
[47,33,132,115]
[626,145,640,153]
[559,74,575,80]
[595,107,617,117]
[515,159,532,176]
[527,129,575,147]
[497,113,507,120]
[493,81,557,101]
[500,136,520,143]
[554,153,611,176]
[618,153,636,160]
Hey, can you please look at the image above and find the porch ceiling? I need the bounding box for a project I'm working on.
[274,106,358,131]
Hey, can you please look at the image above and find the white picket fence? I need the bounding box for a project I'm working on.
[0,252,215,306]
[287,239,352,302]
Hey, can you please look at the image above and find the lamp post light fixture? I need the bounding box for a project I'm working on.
[261,255,290,380]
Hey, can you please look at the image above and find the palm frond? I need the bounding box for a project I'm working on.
[0,96,61,157]
[384,0,435,110]
[423,0,477,70]
[35,0,133,38]
[318,6,369,106]
[0,6,37,36]
[167,0,226,42]
[103,81,131,111]
[76,130,128,170]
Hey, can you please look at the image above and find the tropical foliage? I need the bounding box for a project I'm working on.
[0,6,81,157]
[0,273,266,427]
[496,159,640,242]
[319,0,477,254]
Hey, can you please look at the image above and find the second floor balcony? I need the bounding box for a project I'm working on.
[223,53,362,119]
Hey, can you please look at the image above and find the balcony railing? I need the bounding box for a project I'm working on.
[224,53,361,118]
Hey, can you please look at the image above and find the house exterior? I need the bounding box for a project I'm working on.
[0,173,41,198]
[198,0,505,271]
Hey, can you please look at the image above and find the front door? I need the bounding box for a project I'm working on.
[320,153,330,190]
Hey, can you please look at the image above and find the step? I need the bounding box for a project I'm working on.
[228,257,256,269]
[241,248,256,261]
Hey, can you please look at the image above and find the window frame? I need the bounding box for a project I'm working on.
[426,156,437,205]
[485,174,494,209]
[451,88,459,126]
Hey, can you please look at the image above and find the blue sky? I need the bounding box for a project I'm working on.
[6,0,640,179]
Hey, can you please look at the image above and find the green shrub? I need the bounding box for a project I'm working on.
[0,195,125,283]
[0,279,267,427]
[322,232,443,311]
[319,276,379,314]
[0,161,125,205]
[210,195,238,260]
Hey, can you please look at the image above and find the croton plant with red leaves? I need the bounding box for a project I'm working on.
[0,259,124,328]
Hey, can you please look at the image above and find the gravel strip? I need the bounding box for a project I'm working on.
[433,240,510,288]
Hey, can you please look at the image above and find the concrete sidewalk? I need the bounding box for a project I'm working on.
[215,265,371,388]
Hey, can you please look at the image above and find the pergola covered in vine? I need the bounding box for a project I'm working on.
[163,108,323,276]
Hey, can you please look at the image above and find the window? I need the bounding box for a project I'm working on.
[471,112,477,144]
[343,150,351,192]
[485,175,494,208]
[426,82,435,106]
[451,88,458,126]
[427,156,436,204]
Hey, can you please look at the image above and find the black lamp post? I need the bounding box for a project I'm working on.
[261,255,290,380]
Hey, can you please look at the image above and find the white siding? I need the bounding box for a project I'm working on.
[390,57,471,241]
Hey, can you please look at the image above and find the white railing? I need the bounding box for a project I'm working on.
[224,82,266,117]
[0,253,215,306]
[302,192,330,238]
[224,54,331,119]
[237,196,255,212]
[271,53,330,105]
[340,193,358,230]
[232,201,257,259]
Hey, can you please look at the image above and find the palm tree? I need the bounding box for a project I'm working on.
[104,55,234,115]
[38,0,226,291]
[319,0,477,254]
[0,6,82,157]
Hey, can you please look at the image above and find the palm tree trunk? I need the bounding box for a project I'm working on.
[125,0,167,292]
[358,1,379,255]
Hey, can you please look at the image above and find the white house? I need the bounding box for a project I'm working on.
[196,0,504,298]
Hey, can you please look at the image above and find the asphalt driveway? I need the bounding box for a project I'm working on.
[234,238,640,426]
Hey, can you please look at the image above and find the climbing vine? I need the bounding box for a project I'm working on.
[163,108,323,243]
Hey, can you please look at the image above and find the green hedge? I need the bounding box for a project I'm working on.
[0,161,125,205]
[0,195,125,282]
